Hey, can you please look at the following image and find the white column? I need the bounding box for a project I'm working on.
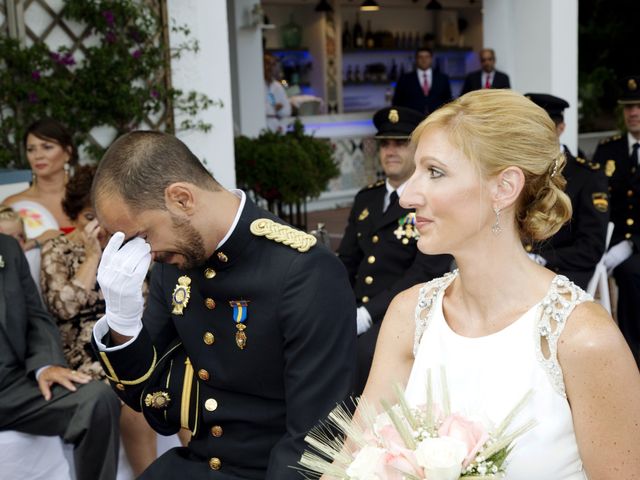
[227,0,267,137]
[167,0,236,188]
[483,0,578,153]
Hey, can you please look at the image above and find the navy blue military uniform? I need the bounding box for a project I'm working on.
[338,107,452,394]
[94,197,356,479]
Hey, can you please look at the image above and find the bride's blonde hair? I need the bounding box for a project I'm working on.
[411,89,572,242]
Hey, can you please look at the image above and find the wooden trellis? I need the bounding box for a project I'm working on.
[1,0,174,153]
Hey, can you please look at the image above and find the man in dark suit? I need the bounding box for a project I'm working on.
[338,107,452,394]
[592,75,640,364]
[524,93,609,289]
[0,233,120,480]
[91,131,355,479]
[460,48,511,96]
[392,47,452,115]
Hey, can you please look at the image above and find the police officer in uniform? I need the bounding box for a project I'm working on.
[91,131,356,479]
[593,75,640,364]
[338,106,452,395]
[524,93,609,289]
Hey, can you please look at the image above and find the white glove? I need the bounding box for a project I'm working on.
[527,253,547,266]
[97,232,151,336]
[603,240,633,274]
[356,306,372,336]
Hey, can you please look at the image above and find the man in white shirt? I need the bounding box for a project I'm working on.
[264,54,291,133]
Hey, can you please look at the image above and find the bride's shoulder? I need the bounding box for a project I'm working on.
[560,301,629,360]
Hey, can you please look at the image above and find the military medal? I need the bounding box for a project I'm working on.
[358,208,369,221]
[229,300,250,349]
[394,213,420,242]
[171,276,191,315]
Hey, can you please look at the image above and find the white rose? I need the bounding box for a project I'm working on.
[346,445,386,480]
[415,437,467,480]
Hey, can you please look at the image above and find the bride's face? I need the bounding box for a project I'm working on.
[399,127,493,255]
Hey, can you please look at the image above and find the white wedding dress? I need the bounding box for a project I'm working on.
[404,271,590,480]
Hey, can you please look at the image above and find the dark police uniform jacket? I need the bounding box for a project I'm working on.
[338,181,452,323]
[529,147,609,289]
[93,198,356,479]
[593,134,640,250]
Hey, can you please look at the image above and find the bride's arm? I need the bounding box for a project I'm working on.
[360,285,420,407]
[560,301,640,479]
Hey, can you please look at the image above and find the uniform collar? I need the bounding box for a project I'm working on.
[206,192,262,272]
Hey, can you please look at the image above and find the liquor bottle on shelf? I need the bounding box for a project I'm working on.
[342,21,351,49]
[346,65,353,83]
[365,20,374,49]
[353,13,364,48]
[393,31,400,48]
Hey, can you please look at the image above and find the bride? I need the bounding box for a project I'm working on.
[355,90,640,478]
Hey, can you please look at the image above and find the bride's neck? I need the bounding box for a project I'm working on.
[451,239,550,320]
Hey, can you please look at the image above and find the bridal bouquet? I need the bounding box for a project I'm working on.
[298,370,535,480]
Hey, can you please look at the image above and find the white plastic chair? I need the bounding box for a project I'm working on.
[587,222,615,314]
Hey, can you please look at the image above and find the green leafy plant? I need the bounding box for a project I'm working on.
[235,120,340,209]
[0,0,219,168]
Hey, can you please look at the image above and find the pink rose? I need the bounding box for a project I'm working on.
[383,445,424,480]
[438,414,489,467]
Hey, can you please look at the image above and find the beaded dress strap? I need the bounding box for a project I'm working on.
[413,270,458,357]
[534,275,592,397]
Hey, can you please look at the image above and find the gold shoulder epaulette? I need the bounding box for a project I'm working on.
[599,134,621,145]
[588,161,601,171]
[250,219,317,252]
[365,179,385,190]
[576,156,586,164]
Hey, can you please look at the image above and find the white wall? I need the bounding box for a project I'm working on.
[168,0,236,188]
[484,0,578,152]
[227,0,267,138]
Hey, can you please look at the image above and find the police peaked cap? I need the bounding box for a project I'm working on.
[618,75,640,104]
[373,107,425,139]
[525,93,569,121]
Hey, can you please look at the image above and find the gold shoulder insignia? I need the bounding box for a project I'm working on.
[358,208,370,221]
[250,218,317,252]
[588,161,601,171]
[576,156,586,164]
[364,180,385,190]
[599,134,621,145]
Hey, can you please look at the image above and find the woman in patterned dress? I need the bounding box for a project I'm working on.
[41,165,158,477]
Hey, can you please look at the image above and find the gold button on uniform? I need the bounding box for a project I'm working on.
[208,457,221,470]
[217,252,228,263]
[402,238,409,245]
[364,276,373,285]
[361,296,369,303]
[210,425,223,437]
[625,233,632,239]
[204,398,218,411]
[203,332,215,345]
[372,235,379,243]
[627,218,634,226]
[367,255,375,264]
[205,298,216,309]
[627,190,634,197]
[204,268,216,279]
[116,383,125,391]
[198,369,210,381]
